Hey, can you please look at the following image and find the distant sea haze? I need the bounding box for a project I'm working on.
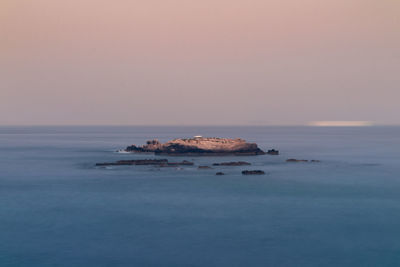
[308,121,374,127]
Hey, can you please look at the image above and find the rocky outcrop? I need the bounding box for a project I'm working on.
[212,161,251,166]
[125,137,266,156]
[96,159,193,167]
[242,170,265,175]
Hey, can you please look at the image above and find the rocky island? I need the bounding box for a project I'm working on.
[124,137,266,156]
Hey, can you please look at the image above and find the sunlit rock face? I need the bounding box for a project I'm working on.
[125,137,266,156]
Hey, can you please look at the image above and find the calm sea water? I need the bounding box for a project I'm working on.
[1,126,400,267]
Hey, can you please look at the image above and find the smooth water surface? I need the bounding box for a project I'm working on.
[1,126,400,266]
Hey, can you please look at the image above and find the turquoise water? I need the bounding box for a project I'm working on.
[1,126,400,266]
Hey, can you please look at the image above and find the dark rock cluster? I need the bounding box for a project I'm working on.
[96,159,193,167]
[97,137,323,176]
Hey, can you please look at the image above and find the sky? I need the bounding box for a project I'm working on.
[1,0,399,125]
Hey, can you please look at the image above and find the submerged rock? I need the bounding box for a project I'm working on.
[286,159,321,163]
[215,172,225,175]
[125,137,266,156]
[212,161,251,166]
[242,170,265,175]
[158,160,194,167]
[198,165,213,169]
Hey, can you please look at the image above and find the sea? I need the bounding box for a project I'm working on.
[1,126,400,267]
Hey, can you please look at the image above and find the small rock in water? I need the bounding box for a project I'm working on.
[286,159,321,163]
[286,159,309,163]
[267,149,279,155]
[216,172,225,175]
[198,166,212,169]
[242,170,265,175]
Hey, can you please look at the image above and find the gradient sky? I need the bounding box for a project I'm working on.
[1,0,399,125]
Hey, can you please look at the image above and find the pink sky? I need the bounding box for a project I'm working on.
[1,0,399,125]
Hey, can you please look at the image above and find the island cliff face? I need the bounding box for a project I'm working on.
[125,137,266,156]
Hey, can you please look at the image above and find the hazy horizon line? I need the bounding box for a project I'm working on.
[1,123,399,127]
